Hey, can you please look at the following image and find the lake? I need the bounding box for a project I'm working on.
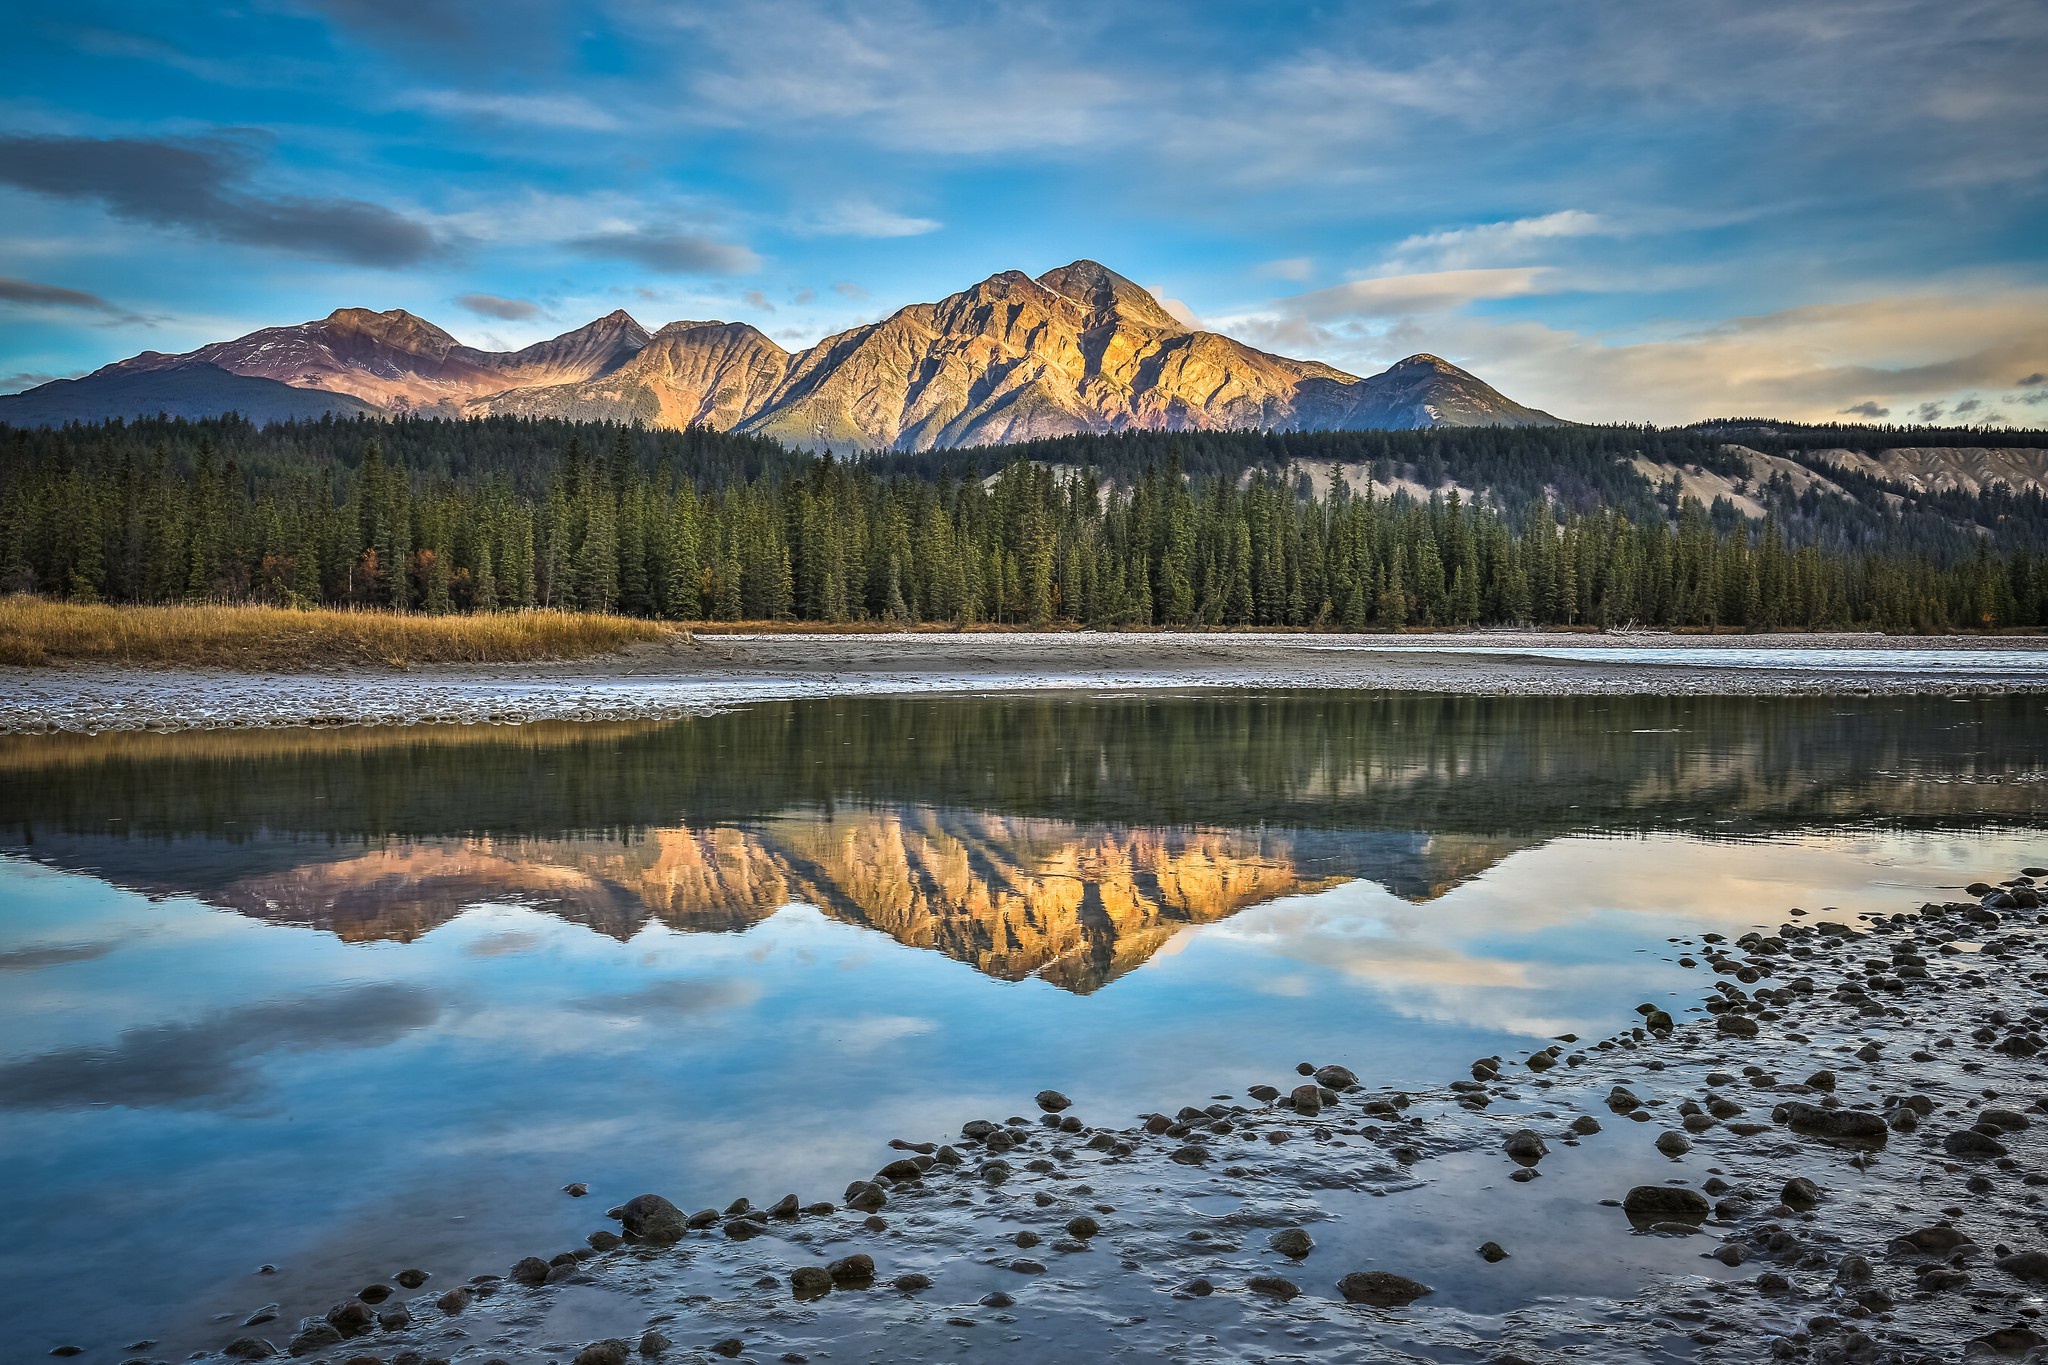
[2,691,2044,1359]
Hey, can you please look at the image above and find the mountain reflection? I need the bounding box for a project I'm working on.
[3,693,2043,992]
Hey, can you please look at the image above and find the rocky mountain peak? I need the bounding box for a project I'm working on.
[1036,259,1185,332]
[324,307,460,356]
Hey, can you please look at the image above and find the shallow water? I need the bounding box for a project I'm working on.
[0,692,2044,1359]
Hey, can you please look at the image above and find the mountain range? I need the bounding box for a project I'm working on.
[0,260,1563,448]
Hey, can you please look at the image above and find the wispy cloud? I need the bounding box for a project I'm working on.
[400,89,623,131]
[455,291,541,320]
[567,230,760,276]
[798,197,941,238]
[1274,267,1556,321]
[0,134,438,267]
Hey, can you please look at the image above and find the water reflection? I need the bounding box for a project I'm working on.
[2,694,2042,991]
[1,694,2045,1358]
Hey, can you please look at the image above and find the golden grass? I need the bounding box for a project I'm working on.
[0,597,676,670]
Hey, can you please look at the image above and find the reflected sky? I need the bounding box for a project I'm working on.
[0,693,2043,1358]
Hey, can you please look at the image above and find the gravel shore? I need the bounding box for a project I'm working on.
[131,864,2048,1365]
[6,632,2048,733]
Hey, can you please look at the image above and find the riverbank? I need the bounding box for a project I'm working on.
[129,864,2048,1365]
[7,632,2048,732]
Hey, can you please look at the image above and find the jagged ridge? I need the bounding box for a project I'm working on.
[0,261,1564,442]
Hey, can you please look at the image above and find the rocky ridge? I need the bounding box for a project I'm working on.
[0,261,1562,445]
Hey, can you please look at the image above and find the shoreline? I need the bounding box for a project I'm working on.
[7,632,2048,734]
[117,864,2048,1365]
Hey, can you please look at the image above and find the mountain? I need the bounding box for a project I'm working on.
[0,261,1563,444]
[0,363,376,426]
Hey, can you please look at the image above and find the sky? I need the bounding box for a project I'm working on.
[0,0,2045,426]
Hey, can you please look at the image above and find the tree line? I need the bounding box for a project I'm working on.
[3,418,2045,632]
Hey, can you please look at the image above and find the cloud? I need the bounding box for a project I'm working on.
[742,289,775,312]
[792,287,816,305]
[799,198,942,238]
[1915,401,1947,421]
[0,372,67,393]
[1952,396,1983,416]
[1157,296,1203,330]
[1254,257,1313,282]
[401,89,622,131]
[462,928,543,956]
[1276,267,1555,321]
[2021,373,2047,386]
[831,281,870,301]
[1388,211,1610,270]
[0,982,439,1110]
[0,940,115,970]
[567,229,760,275]
[0,135,438,267]
[569,977,760,1018]
[1838,401,1890,418]
[456,291,541,320]
[0,278,119,311]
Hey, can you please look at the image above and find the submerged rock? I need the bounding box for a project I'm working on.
[617,1194,686,1244]
[1336,1271,1433,1306]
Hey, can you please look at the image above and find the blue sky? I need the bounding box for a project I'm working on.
[1,0,2044,424]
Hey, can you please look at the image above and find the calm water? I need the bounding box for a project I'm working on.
[2,692,2045,1358]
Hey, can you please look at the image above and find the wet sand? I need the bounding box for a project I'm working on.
[142,866,2048,1365]
[6,631,2048,733]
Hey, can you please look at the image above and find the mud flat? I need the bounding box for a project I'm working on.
[125,867,2048,1365]
[6,631,2048,733]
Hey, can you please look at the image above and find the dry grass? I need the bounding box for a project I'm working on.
[0,597,676,670]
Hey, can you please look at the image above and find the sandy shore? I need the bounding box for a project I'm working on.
[133,864,2048,1365]
[5,631,2048,733]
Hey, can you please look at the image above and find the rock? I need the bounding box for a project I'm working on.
[393,1269,429,1289]
[1773,1101,1889,1148]
[1503,1129,1548,1165]
[287,1325,343,1356]
[1781,1177,1822,1209]
[324,1300,374,1337]
[639,1330,671,1356]
[766,1193,801,1218]
[827,1254,875,1284]
[1622,1186,1710,1228]
[434,1287,472,1315]
[710,1341,744,1360]
[510,1256,551,1285]
[1034,1090,1071,1112]
[1289,1084,1323,1116]
[573,1342,630,1365]
[1477,1242,1508,1262]
[1717,1014,1759,1037]
[893,1272,933,1292]
[1945,1128,2010,1159]
[563,1182,589,1197]
[1644,1009,1675,1034]
[1248,1084,1280,1103]
[1336,1271,1433,1306]
[1893,1225,1977,1256]
[845,1181,888,1211]
[588,1230,622,1252]
[377,1306,411,1331]
[1655,1131,1692,1157]
[790,1266,833,1297]
[1246,1275,1300,1300]
[1996,1251,2048,1284]
[877,1158,926,1182]
[222,1341,276,1361]
[1169,1145,1209,1165]
[1314,1065,1359,1089]
[356,1284,391,1304]
[1570,1115,1601,1135]
[1805,1069,1836,1092]
[1971,1325,2047,1355]
[1066,1215,1100,1238]
[979,1290,1015,1308]
[1269,1228,1314,1258]
[617,1194,686,1244]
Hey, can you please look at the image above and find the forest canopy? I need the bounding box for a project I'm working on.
[3,414,2045,632]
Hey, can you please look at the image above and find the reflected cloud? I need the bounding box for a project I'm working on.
[0,982,441,1111]
[0,941,116,971]
[568,977,762,1019]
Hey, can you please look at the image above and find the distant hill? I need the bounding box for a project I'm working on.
[0,260,1563,445]
[0,364,376,427]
